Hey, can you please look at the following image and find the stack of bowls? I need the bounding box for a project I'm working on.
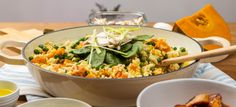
[0,80,20,107]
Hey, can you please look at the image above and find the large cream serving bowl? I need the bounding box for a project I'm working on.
[0,26,228,106]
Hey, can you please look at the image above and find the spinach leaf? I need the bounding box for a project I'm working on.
[98,41,143,59]
[121,41,143,58]
[133,35,153,41]
[71,37,88,48]
[71,46,91,54]
[120,57,132,65]
[90,48,106,68]
[85,54,90,61]
[99,46,126,56]
[120,43,132,52]
[105,52,121,66]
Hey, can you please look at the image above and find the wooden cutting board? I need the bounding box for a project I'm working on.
[0,28,43,42]
[0,28,43,67]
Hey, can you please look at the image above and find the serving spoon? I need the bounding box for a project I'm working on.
[160,45,236,66]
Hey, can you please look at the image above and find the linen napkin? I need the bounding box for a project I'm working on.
[0,64,51,101]
[0,63,236,101]
[193,63,236,85]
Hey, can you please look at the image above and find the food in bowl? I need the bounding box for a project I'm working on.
[175,93,230,107]
[137,78,236,107]
[29,27,189,78]
[20,26,204,106]
[0,80,20,107]
[88,11,147,26]
[0,89,13,97]
[91,17,145,25]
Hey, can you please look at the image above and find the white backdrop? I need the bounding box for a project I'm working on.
[0,0,235,22]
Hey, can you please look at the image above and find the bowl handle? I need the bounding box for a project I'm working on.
[152,23,231,63]
[194,37,230,63]
[0,40,26,65]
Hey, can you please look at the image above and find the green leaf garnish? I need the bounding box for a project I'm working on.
[120,43,132,52]
[105,52,121,66]
[90,48,106,68]
[121,41,143,58]
[71,46,91,54]
[133,35,153,41]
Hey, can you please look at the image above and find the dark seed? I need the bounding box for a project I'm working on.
[29,56,33,61]
[34,49,41,54]
[53,45,59,49]
[43,47,49,51]
[38,44,44,49]
[180,47,186,52]
[173,47,177,50]
[147,41,155,46]
[157,57,162,62]
[54,54,59,59]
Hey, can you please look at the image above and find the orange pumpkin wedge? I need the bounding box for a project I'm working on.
[173,4,232,50]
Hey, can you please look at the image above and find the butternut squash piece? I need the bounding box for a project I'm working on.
[173,4,232,50]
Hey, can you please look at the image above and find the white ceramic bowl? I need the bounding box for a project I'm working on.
[0,80,20,107]
[137,78,236,107]
[17,98,91,107]
[0,26,228,106]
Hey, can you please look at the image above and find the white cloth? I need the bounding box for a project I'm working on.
[0,64,51,101]
[193,63,236,85]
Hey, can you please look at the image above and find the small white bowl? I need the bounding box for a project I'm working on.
[17,98,91,107]
[0,80,20,107]
[137,78,236,107]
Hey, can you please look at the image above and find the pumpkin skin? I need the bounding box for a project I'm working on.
[173,4,232,50]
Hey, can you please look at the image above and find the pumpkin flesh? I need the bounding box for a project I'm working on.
[174,4,232,50]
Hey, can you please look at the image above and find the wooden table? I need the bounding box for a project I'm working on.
[0,22,235,105]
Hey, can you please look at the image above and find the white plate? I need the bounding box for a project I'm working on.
[137,78,236,107]
[17,98,91,107]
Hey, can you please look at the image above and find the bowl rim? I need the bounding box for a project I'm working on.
[22,25,204,80]
[0,80,20,99]
[17,97,92,107]
[136,78,236,106]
